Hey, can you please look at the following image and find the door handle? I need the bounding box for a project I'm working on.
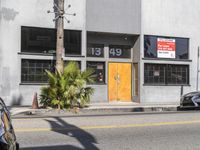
[114,74,120,83]
[117,74,120,82]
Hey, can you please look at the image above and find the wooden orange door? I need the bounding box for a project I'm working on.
[108,63,118,101]
[108,63,132,102]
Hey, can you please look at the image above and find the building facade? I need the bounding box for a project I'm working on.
[0,0,199,105]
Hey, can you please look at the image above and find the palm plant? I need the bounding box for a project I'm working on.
[40,61,94,110]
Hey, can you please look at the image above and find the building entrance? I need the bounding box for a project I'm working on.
[108,63,132,102]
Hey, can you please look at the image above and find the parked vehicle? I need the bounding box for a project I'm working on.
[180,91,200,108]
[0,97,19,150]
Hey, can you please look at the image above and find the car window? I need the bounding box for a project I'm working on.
[195,95,200,99]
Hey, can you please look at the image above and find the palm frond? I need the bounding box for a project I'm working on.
[81,68,95,84]
[40,61,95,109]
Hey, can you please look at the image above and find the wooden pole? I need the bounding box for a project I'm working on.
[56,0,64,73]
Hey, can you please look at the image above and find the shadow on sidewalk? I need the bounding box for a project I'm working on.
[21,117,99,150]
[51,117,99,149]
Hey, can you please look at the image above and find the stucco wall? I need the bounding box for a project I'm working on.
[140,0,200,104]
[0,0,86,105]
[1,0,200,105]
[86,0,141,34]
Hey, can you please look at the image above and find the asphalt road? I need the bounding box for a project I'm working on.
[13,111,200,150]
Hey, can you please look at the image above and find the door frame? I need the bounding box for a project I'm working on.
[133,62,140,103]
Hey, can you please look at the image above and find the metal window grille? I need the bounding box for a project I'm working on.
[21,59,55,83]
[144,63,189,85]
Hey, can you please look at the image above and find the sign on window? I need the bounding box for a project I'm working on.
[109,45,131,58]
[87,44,104,57]
[157,38,176,58]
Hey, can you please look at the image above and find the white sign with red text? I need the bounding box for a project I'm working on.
[157,38,176,58]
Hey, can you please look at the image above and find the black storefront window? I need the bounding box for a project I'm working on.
[21,59,55,83]
[64,30,81,55]
[21,26,81,55]
[109,45,131,58]
[21,27,56,54]
[166,65,189,84]
[87,44,104,57]
[144,64,166,84]
[86,62,105,84]
[144,35,189,59]
[144,63,189,85]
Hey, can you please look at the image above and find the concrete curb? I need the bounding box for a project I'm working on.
[79,106,178,113]
[10,105,179,118]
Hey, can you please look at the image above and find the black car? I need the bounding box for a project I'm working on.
[180,91,200,107]
[0,98,19,150]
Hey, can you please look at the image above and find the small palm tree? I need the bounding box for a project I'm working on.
[40,61,94,110]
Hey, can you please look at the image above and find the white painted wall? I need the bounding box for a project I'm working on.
[86,0,141,34]
[0,0,86,105]
[140,0,200,104]
[1,0,200,105]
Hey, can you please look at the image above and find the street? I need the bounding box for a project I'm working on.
[13,111,200,150]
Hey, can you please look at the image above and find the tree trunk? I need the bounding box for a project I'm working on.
[56,0,64,73]
[58,103,61,110]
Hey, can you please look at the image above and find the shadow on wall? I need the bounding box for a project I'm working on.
[10,94,23,106]
[41,117,99,150]
[0,7,19,21]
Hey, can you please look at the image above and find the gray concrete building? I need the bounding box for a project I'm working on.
[0,0,199,105]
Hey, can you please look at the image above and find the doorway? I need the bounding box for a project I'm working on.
[108,63,132,102]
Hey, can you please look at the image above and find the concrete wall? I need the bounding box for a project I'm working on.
[0,0,2,102]
[132,37,140,63]
[132,37,140,102]
[140,0,200,104]
[86,0,141,34]
[0,0,86,105]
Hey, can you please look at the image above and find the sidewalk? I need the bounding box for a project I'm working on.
[9,102,180,118]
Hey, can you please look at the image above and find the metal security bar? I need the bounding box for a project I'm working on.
[144,63,189,85]
[21,59,55,83]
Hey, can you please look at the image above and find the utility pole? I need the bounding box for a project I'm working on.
[56,0,64,73]
[48,0,76,73]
